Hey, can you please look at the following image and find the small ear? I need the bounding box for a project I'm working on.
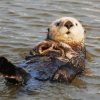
[46,28,50,40]
[47,28,50,32]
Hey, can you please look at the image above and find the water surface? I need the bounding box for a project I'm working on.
[0,0,100,100]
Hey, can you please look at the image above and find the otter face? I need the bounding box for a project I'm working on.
[47,17,85,46]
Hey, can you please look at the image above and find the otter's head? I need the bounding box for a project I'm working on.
[47,17,85,46]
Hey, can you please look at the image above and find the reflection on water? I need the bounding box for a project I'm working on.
[0,0,100,100]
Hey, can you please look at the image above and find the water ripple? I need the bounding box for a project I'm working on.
[0,0,100,100]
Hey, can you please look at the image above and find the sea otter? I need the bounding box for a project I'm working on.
[0,17,86,84]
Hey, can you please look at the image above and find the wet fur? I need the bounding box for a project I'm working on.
[0,17,86,84]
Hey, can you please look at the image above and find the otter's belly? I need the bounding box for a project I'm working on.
[19,56,67,82]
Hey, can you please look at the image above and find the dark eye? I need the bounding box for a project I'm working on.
[76,23,78,26]
[56,22,60,26]
[84,30,86,33]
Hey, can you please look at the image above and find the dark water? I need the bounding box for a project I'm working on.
[0,0,100,100]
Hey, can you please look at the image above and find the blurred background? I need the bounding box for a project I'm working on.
[0,0,100,100]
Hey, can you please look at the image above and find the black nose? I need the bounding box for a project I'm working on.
[64,21,73,29]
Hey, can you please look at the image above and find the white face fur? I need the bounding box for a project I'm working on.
[47,17,85,46]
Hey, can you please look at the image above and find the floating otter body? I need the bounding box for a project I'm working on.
[0,17,86,85]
